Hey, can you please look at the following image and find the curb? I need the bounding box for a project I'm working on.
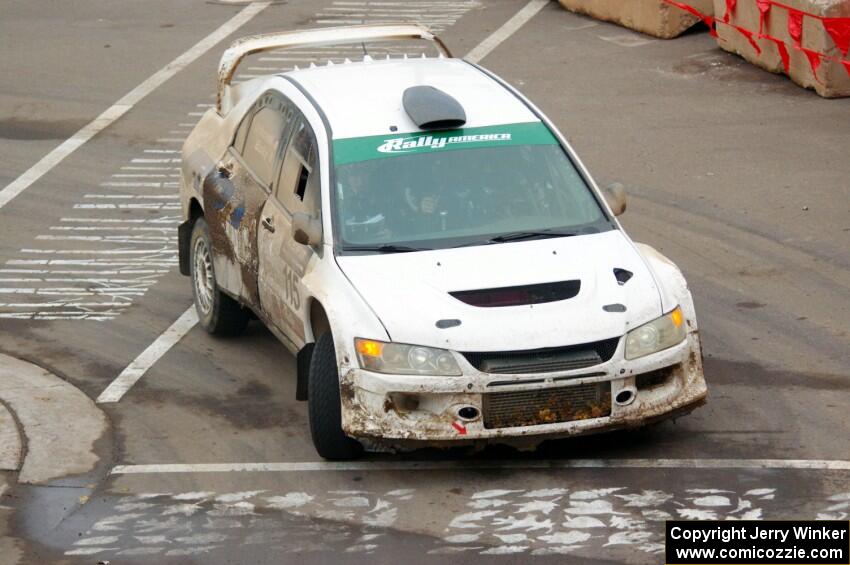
[0,401,21,472]
[0,354,108,485]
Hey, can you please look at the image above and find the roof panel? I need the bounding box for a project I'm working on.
[285,58,538,139]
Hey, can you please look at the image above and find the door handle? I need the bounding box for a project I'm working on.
[261,217,275,233]
[217,163,233,179]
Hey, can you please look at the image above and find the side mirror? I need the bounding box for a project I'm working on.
[292,212,322,246]
[603,182,627,216]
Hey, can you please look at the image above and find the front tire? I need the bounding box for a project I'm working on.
[308,333,363,460]
[190,218,249,336]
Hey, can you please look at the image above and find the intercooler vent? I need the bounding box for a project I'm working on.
[483,382,611,429]
[450,280,580,308]
[636,365,674,390]
[462,337,620,375]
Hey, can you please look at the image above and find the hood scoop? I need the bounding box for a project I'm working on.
[451,280,580,308]
[402,85,466,130]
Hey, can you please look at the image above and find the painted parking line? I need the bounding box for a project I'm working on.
[97,306,198,403]
[110,458,850,475]
[0,1,271,211]
[465,0,549,64]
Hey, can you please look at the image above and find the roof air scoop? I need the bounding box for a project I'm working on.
[402,86,466,130]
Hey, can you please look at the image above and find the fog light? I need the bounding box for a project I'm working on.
[614,388,636,406]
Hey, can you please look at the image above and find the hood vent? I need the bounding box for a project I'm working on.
[402,85,466,130]
[451,280,580,308]
[613,268,633,285]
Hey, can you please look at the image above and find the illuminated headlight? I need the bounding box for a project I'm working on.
[625,307,686,360]
[354,338,462,376]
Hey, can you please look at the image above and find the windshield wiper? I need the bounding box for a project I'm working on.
[342,244,432,253]
[490,229,579,243]
[451,230,578,249]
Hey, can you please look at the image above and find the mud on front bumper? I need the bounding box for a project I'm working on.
[338,332,707,448]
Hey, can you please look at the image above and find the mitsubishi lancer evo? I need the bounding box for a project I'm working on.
[178,25,708,459]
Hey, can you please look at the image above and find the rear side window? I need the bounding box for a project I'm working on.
[277,117,319,217]
[241,100,290,187]
[233,110,253,154]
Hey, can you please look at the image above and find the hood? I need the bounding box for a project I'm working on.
[335,230,663,352]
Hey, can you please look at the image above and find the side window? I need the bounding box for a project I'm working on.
[232,108,253,154]
[276,115,320,218]
[241,99,287,187]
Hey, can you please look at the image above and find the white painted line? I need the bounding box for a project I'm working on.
[8,259,177,267]
[464,0,548,64]
[73,204,180,210]
[110,458,850,475]
[120,166,180,171]
[0,269,168,275]
[0,2,270,211]
[315,19,363,25]
[99,182,163,187]
[0,289,144,295]
[0,278,157,284]
[49,226,174,232]
[83,194,179,199]
[60,216,181,223]
[111,173,173,178]
[7,315,110,319]
[35,235,175,242]
[97,306,199,403]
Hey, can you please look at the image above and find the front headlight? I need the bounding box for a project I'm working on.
[355,338,462,376]
[625,307,686,360]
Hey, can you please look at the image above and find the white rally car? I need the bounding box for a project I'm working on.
[178,25,707,459]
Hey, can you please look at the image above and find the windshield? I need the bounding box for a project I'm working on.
[332,122,613,251]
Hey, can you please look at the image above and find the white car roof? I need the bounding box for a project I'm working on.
[285,58,539,140]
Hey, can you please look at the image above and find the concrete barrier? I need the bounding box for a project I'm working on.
[557,0,715,38]
[713,0,850,97]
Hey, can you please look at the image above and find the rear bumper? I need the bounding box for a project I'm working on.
[339,332,707,448]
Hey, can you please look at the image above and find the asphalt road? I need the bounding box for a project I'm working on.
[0,0,848,563]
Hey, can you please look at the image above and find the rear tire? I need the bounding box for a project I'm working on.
[190,218,249,336]
[308,333,364,460]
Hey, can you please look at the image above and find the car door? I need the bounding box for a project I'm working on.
[257,106,320,347]
[205,92,291,308]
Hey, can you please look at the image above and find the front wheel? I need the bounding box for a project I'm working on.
[190,218,249,336]
[308,333,364,460]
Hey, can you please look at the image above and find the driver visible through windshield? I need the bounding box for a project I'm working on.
[332,121,613,252]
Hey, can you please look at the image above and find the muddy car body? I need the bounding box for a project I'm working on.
[178,25,707,459]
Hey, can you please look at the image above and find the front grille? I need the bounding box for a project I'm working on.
[483,382,611,429]
[462,337,620,374]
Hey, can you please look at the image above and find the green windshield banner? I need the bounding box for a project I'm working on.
[332,122,558,166]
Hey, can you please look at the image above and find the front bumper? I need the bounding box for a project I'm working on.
[339,332,707,448]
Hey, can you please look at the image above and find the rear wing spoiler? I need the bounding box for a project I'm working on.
[217,24,452,113]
